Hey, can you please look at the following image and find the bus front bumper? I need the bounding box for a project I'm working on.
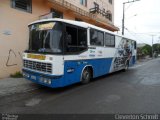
[22,69,64,88]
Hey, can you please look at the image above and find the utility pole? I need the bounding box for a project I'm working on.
[151,35,156,58]
[122,2,125,35]
[122,0,140,35]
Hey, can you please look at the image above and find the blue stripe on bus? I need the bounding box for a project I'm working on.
[23,56,136,88]
[63,58,113,86]
[23,58,113,88]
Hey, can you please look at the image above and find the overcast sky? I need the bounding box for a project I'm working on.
[114,0,160,45]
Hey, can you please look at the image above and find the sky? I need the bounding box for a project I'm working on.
[114,0,160,45]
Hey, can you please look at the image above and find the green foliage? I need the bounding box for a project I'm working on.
[141,44,152,56]
[10,71,23,78]
[153,44,160,53]
[137,43,160,59]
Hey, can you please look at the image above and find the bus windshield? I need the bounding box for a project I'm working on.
[28,22,63,54]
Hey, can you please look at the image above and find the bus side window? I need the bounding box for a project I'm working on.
[105,33,115,47]
[97,31,104,46]
[90,29,97,45]
[90,29,104,46]
[66,33,72,45]
[110,35,115,47]
[65,25,87,54]
[78,28,87,48]
[65,26,78,52]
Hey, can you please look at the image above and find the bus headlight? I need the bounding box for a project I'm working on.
[39,77,52,85]
[23,72,30,78]
[48,79,52,85]
[44,79,48,83]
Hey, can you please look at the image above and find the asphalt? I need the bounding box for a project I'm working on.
[0,58,160,114]
[0,58,150,97]
[0,78,40,97]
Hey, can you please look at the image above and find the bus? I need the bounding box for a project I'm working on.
[22,18,137,88]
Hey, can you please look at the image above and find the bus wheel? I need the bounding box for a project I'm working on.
[81,68,91,84]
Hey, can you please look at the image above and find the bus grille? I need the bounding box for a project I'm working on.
[23,60,52,74]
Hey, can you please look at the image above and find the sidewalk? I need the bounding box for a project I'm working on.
[0,78,38,97]
[136,57,153,64]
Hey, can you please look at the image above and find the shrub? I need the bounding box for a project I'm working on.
[10,71,23,78]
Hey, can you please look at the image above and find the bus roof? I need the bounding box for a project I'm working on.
[28,18,136,41]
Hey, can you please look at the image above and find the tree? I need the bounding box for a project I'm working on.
[153,44,160,54]
[141,44,152,57]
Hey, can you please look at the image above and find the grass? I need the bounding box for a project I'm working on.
[10,71,23,78]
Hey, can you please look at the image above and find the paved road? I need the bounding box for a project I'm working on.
[0,58,160,114]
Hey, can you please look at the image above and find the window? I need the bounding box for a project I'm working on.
[109,0,112,4]
[90,29,104,46]
[80,0,87,7]
[29,22,63,54]
[11,0,32,13]
[105,33,115,47]
[65,25,87,53]
[78,29,87,48]
[110,35,115,46]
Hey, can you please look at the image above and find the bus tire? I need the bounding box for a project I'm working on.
[81,67,91,84]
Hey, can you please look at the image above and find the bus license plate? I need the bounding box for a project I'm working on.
[31,75,36,80]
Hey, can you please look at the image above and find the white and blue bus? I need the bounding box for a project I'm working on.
[23,18,137,88]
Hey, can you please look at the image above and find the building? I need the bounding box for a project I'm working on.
[0,0,118,78]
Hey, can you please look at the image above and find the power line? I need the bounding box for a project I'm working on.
[115,25,160,44]
[134,32,160,35]
[124,28,145,43]
[122,0,140,35]
[125,2,134,11]
[115,25,145,43]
